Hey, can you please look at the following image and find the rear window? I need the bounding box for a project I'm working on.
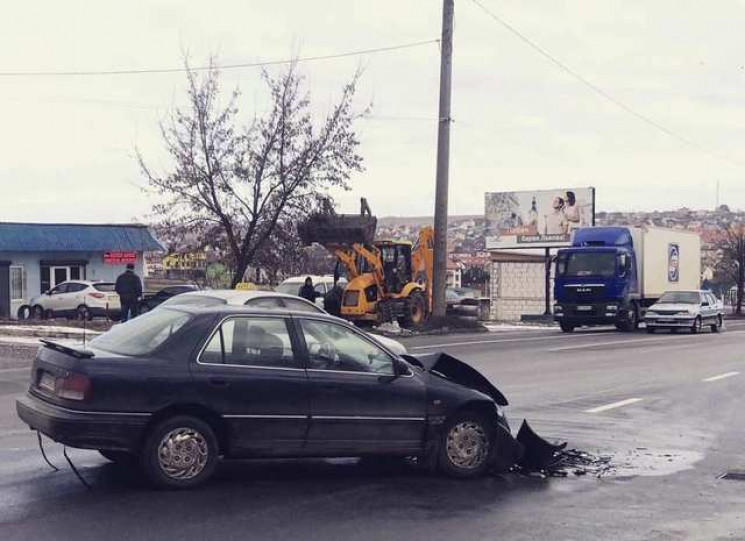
[161,294,227,308]
[91,308,191,356]
[93,283,115,292]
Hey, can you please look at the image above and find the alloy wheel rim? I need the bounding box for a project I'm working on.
[157,428,209,480]
[446,421,489,469]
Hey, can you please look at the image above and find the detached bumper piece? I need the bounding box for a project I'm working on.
[515,420,567,470]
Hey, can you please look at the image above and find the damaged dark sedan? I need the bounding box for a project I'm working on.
[16,306,550,489]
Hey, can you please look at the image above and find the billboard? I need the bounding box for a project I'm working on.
[485,187,595,249]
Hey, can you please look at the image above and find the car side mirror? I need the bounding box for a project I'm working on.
[45,291,52,296]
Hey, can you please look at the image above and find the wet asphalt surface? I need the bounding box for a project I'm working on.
[2,322,745,540]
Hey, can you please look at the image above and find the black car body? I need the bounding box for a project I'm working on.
[17,306,523,488]
[139,284,200,313]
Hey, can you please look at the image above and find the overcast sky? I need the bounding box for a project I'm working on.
[1,0,744,223]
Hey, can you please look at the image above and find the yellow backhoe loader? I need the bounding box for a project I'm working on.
[298,199,434,328]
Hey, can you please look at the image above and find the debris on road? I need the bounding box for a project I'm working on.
[511,448,615,479]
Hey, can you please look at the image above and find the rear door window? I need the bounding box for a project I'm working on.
[201,317,299,369]
[93,283,116,292]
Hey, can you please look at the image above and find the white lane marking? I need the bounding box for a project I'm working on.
[409,331,610,351]
[702,371,740,382]
[585,398,643,413]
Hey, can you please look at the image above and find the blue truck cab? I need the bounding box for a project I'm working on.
[553,227,639,332]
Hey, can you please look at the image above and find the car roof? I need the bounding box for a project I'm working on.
[279,275,334,284]
[172,289,318,306]
[59,280,112,286]
[164,303,339,321]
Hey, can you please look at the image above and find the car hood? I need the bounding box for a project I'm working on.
[369,334,407,355]
[649,303,697,312]
[402,352,508,406]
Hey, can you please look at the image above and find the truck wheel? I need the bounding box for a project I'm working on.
[559,322,574,333]
[619,306,638,332]
[691,316,702,334]
[711,315,723,333]
[141,415,219,490]
[400,291,427,329]
[438,410,495,479]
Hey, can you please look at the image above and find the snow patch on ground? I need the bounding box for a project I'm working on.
[0,325,102,336]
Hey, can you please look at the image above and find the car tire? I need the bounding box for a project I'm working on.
[400,291,427,329]
[438,410,495,479]
[619,306,638,332]
[691,316,702,334]
[559,322,574,333]
[99,450,137,464]
[141,415,219,490]
[711,315,723,333]
[77,305,93,321]
[646,327,655,334]
[16,305,32,320]
[31,305,45,320]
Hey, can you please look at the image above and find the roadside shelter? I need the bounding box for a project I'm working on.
[0,223,163,319]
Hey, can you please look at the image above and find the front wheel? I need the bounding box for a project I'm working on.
[691,316,702,334]
[77,305,92,321]
[438,410,494,478]
[711,315,723,333]
[559,322,574,333]
[619,306,638,332]
[141,415,219,490]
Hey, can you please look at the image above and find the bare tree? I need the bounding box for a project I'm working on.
[715,223,745,315]
[140,60,364,286]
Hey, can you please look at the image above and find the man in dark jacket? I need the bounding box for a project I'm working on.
[115,263,143,322]
[298,277,318,303]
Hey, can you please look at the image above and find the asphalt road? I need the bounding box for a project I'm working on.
[2,322,745,541]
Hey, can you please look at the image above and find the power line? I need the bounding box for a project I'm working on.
[469,0,744,168]
[0,39,439,77]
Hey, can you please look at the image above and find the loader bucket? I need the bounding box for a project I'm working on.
[298,213,377,246]
[516,420,567,470]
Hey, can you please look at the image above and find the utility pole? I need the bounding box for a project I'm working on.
[432,0,454,318]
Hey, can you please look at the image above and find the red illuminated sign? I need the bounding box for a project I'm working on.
[103,251,137,265]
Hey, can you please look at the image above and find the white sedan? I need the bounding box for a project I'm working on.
[159,290,407,355]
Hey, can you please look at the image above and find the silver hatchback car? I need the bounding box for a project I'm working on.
[644,290,724,334]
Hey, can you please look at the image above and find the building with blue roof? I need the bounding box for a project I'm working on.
[0,223,163,319]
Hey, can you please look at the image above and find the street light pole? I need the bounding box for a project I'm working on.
[432,0,454,318]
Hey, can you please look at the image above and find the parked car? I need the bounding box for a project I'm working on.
[16,306,521,489]
[644,290,724,334]
[138,284,200,313]
[446,288,480,317]
[158,289,406,355]
[27,280,120,320]
[275,275,338,306]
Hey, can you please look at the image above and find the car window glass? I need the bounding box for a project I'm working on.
[93,283,115,292]
[91,309,191,356]
[300,319,394,375]
[161,294,226,307]
[283,298,323,314]
[202,318,298,368]
[51,284,68,295]
[245,297,285,309]
[67,283,87,293]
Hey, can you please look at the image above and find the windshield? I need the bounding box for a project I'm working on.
[160,294,226,307]
[560,252,616,278]
[658,291,701,304]
[91,309,191,355]
[276,283,302,295]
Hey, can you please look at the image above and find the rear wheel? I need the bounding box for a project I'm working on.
[77,305,92,321]
[559,322,574,333]
[141,415,219,490]
[691,316,702,334]
[438,410,495,478]
[399,291,427,329]
[711,315,723,333]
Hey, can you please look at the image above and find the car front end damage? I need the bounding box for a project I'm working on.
[404,352,565,473]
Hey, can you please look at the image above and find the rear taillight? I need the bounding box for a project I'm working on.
[88,292,106,299]
[55,372,92,401]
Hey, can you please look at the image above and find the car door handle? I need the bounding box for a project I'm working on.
[208,377,230,387]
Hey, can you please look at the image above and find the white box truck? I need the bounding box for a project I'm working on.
[553,226,701,332]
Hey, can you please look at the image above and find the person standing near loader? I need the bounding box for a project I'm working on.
[115,263,143,322]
